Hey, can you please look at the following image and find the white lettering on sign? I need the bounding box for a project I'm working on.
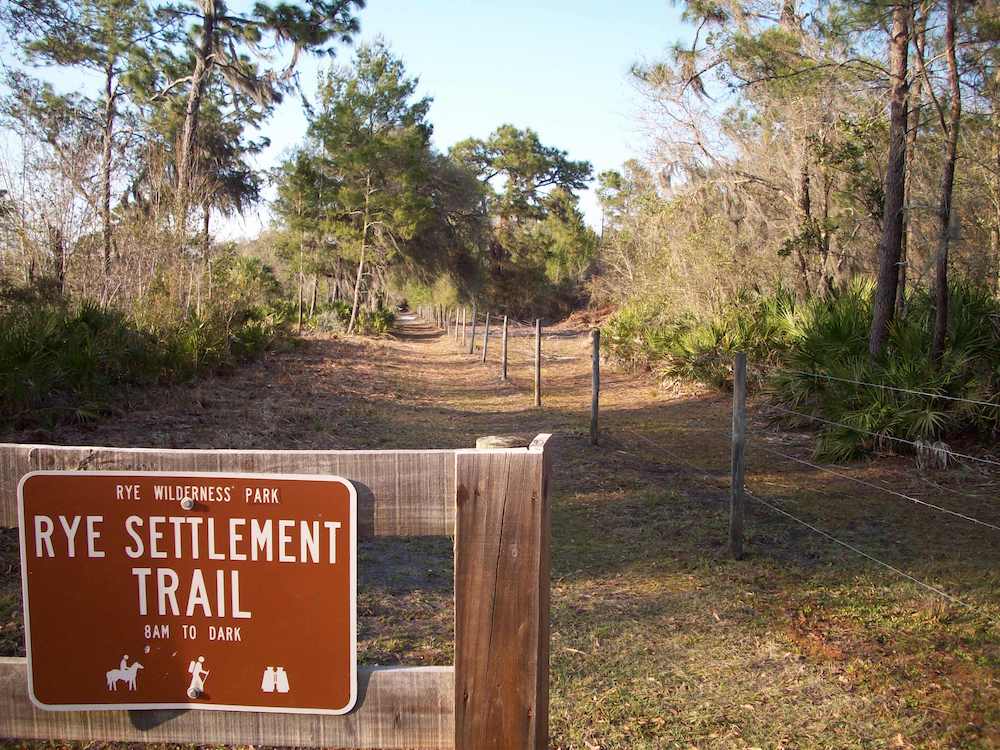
[245,487,280,503]
[32,515,105,558]
[19,472,358,715]
[36,513,341,618]
[130,568,252,619]
[152,484,233,502]
[116,484,141,500]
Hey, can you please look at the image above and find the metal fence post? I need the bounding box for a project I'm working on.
[730,352,747,559]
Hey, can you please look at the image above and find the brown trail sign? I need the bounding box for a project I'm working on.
[18,472,356,714]
[0,435,553,750]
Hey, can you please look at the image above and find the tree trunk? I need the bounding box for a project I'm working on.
[47,223,66,294]
[198,204,210,316]
[100,63,116,284]
[898,11,925,315]
[868,4,910,358]
[992,103,1000,294]
[309,274,318,318]
[931,0,961,363]
[175,2,216,234]
[820,171,835,294]
[297,269,304,333]
[797,158,813,297]
[347,242,365,334]
[347,175,372,335]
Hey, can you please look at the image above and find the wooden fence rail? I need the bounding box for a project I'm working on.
[0,660,454,748]
[0,435,553,750]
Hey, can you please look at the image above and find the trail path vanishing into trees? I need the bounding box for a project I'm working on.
[2,314,998,748]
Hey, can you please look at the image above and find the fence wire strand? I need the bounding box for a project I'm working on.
[621,426,731,478]
[750,441,1000,531]
[617,426,974,609]
[773,368,1000,410]
[745,488,971,608]
[767,405,1000,471]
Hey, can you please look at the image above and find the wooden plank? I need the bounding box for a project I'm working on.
[0,444,456,537]
[454,434,551,750]
[0,658,453,749]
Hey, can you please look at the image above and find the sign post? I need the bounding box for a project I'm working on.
[17,471,357,715]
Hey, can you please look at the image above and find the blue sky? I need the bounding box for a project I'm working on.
[232,0,689,235]
[2,1,691,235]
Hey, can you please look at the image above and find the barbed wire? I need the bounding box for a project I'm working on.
[773,368,1000,410]
[745,488,970,608]
[750,441,1000,531]
[767,404,1000,471]
[620,425,732,478]
[619,427,976,608]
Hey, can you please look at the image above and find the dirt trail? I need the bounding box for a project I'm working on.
[2,315,998,748]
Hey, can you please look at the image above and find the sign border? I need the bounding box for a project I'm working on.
[17,470,358,716]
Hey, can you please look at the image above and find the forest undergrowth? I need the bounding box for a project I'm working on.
[602,280,1000,461]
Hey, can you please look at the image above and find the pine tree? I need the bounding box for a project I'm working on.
[1,0,157,282]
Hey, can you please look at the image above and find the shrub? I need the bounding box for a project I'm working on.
[601,280,1000,460]
[0,282,287,429]
[358,307,395,336]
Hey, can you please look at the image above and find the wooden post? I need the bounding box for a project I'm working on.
[455,434,552,750]
[730,352,747,559]
[533,319,542,408]
[468,303,477,355]
[590,328,600,445]
[501,316,509,380]
[481,312,491,363]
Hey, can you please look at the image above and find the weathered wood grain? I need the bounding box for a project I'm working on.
[454,434,551,749]
[0,658,454,749]
[0,444,456,536]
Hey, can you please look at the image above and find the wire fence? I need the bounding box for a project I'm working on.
[414,306,997,608]
[765,404,1000,471]
[743,488,972,609]
[774,367,1000,410]
[416,305,546,404]
[603,354,1000,610]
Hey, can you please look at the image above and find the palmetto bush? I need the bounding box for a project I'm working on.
[602,280,1000,459]
[775,281,999,459]
[0,281,287,429]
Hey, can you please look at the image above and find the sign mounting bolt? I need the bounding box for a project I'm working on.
[180,498,195,510]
